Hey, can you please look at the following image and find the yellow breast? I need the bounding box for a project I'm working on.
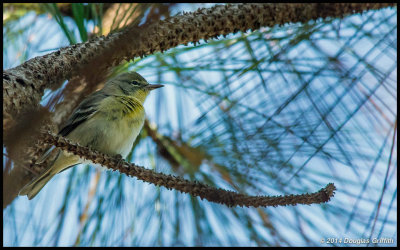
[70,95,146,158]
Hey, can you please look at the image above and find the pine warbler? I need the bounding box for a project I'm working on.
[19,71,163,199]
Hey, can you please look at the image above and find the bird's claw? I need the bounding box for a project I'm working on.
[115,154,124,168]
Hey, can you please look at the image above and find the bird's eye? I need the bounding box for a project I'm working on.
[131,80,140,85]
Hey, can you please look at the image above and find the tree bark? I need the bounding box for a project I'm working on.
[3,3,394,121]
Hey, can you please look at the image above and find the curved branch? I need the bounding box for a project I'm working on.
[41,131,336,208]
[3,3,394,120]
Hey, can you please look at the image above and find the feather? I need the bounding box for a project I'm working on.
[58,91,109,137]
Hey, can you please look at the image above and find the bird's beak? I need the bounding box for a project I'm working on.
[146,84,164,90]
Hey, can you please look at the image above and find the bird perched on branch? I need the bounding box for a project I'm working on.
[19,71,164,199]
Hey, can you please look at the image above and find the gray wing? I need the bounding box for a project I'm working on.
[58,91,109,137]
[36,91,109,163]
[36,91,108,165]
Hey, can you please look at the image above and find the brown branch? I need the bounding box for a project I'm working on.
[41,131,336,208]
[3,3,394,120]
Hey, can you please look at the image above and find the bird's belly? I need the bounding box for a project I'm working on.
[68,114,145,158]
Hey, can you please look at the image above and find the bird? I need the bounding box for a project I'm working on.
[19,71,164,199]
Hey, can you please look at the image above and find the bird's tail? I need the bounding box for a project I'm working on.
[19,168,56,200]
[19,151,79,200]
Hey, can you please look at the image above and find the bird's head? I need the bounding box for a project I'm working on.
[104,71,164,103]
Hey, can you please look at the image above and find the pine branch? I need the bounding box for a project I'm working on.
[3,3,394,120]
[40,131,336,208]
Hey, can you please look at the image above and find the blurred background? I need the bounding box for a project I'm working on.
[3,3,397,246]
